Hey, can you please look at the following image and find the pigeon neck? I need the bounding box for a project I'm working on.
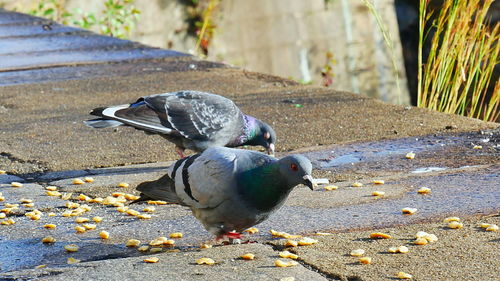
[229,115,260,147]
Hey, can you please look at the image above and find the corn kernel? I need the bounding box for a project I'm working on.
[77,194,91,201]
[147,200,168,205]
[0,196,4,202]
[1,208,14,214]
[444,217,460,222]
[30,214,41,220]
[0,170,5,174]
[352,182,363,187]
[274,259,298,267]
[397,246,409,253]
[314,232,333,236]
[23,203,35,208]
[402,208,417,215]
[1,218,15,225]
[414,238,428,245]
[142,206,156,213]
[48,212,56,217]
[298,237,318,246]
[196,257,215,265]
[350,249,365,257]
[241,253,255,260]
[149,247,163,253]
[124,194,140,201]
[45,186,58,191]
[20,198,33,203]
[169,232,183,239]
[405,152,415,159]
[11,182,23,187]
[67,257,81,264]
[279,250,299,259]
[485,224,498,232]
[75,217,89,223]
[372,180,385,185]
[370,232,392,239]
[138,246,149,252]
[324,185,338,191]
[112,192,125,198]
[126,239,141,247]
[397,271,412,279]
[46,191,61,197]
[388,247,398,253]
[285,240,298,247]
[64,244,79,252]
[61,193,73,200]
[5,203,19,208]
[472,145,482,149]
[92,216,103,223]
[358,257,372,264]
[65,201,80,209]
[479,223,491,228]
[99,231,110,239]
[83,223,96,230]
[372,191,385,196]
[90,197,104,203]
[149,237,168,246]
[83,177,94,183]
[44,224,56,229]
[200,244,212,249]
[72,179,85,185]
[116,206,129,213]
[75,226,86,233]
[42,236,56,243]
[35,265,47,269]
[423,233,438,243]
[117,182,129,188]
[270,229,301,239]
[126,209,140,216]
[417,187,431,194]
[144,257,159,263]
[0,213,5,219]
[137,214,152,219]
[163,239,175,246]
[448,221,463,229]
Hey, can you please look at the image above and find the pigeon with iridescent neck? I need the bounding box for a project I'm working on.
[84,90,276,157]
[131,147,314,241]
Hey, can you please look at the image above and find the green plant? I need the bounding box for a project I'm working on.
[184,0,219,56]
[321,51,337,87]
[418,0,499,122]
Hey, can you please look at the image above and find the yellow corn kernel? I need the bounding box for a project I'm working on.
[270,229,301,239]
[149,237,169,246]
[126,209,140,216]
[112,192,125,198]
[397,271,413,279]
[472,145,482,149]
[102,196,117,205]
[72,179,85,185]
[35,265,47,269]
[370,232,392,239]
[75,226,86,233]
[444,217,460,222]
[64,244,79,252]
[0,170,5,174]
[1,218,15,225]
[200,244,212,249]
[372,180,385,185]
[92,216,103,223]
[405,152,415,159]
[30,214,41,220]
[67,257,80,264]
[124,194,140,201]
[397,246,409,254]
[144,257,159,263]
[137,214,152,219]
[126,239,141,247]
[117,182,129,188]
[45,186,58,191]
[138,246,149,252]
[5,203,19,208]
[350,249,365,257]
[11,182,23,187]
[423,234,438,243]
[1,208,14,214]
[372,191,385,196]
[479,223,491,228]
[149,247,163,253]
[62,210,73,217]
[169,232,183,239]
[77,194,91,201]
[388,247,398,253]
[23,203,35,208]
[402,208,417,215]
[314,232,333,236]
[358,257,372,264]
[143,206,156,213]
[48,212,56,217]
[75,217,89,223]
[83,177,94,183]
[485,224,498,232]
[43,224,56,229]
[274,259,298,267]
[116,206,129,213]
[46,191,61,197]
[279,251,299,259]
[196,258,215,265]
[414,238,428,245]
[0,196,5,202]
[90,197,104,203]
[0,213,5,219]
[448,221,463,229]
[324,185,339,191]
[61,193,73,200]
[65,201,80,209]
[163,239,175,246]
[285,240,298,247]
[20,198,33,203]
[147,200,168,205]
[42,236,56,243]
[417,187,431,194]
[83,223,96,230]
[99,231,110,239]
[351,182,363,187]
[241,253,255,260]
[298,237,318,246]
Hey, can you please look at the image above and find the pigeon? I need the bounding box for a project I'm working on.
[84,90,276,157]
[132,147,314,240]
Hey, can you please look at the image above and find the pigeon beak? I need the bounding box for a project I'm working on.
[302,174,314,190]
[267,143,275,156]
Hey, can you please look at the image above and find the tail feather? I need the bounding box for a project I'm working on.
[84,118,123,128]
[130,173,184,205]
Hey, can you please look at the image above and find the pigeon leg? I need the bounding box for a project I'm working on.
[175,146,186,158]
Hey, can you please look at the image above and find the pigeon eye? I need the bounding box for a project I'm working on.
[290,163,299,171]
[264,132,270,139]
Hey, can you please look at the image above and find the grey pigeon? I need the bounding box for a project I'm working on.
[84,90,276,157]
[132,147,314,240]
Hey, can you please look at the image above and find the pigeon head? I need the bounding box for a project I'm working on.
[278,154,314,190]
[247,120,276,155]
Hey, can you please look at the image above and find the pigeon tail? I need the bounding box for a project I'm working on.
[84,118,123,128]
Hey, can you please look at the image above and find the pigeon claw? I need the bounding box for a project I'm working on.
[216,231,243,241]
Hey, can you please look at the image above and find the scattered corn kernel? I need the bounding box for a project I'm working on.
[23,203,35,207]
[372,191,385,196]
[397,246,409,253]
[75,217,90,223]
[314,232,333,236]
[83,223,96,230]
[65,201,80,209]
[75,226,86,233]
[0,196,4,202]
[358,257,372,264]
[274,259,298,267]
[11,182,23,187]
[352,182,363,187]
[149,237,168,246]
[83,177,94,183]
[149,247,163,253]
[72,179,85,185]
[196,258,215,265]
[0,213,5,219]
[415,231,427,238]
[423,233,438,243]
[1,218,15,225]
[270,229,301,239]
[414,238,428,245]
[77,194,91,201]
[285,240,298,247]
[92,216,103,223]
[372,180,385,185]
[0,170,6,174]
[67,257,80,264]
[45,186,58,191]
[444,217,460,222]
[298,237,318,246]
[126,209,140,216]
[279,251,299,259]
[30,214,41,220]
[116,206,129,213]
[46,191,61,197]
[350,249,365,257]
[117,182,129,188]
[64,244,79,252]
[143,206,156,213]
[388,247,398,253]
[448,221,463,229]
[62,210,73,217]
[169,232,183,239]
[112,192,125,198]
[99,231,110,239]
[138,246,149,252]
[5,203,19,208]
[402,208,417,215]
[397,271,413,279]
[472,145,482,149]
[61,193,73,200]
[241,253,255,260]
[48,212,56,217]
[144,257,159,263]
[324,185,339,191]
[405,152,415,159]
[124,194,140,200]
[417,187,431,194]
[42,236,56,243]
[200,244,212,249]
[163,239,175,246]
[147,200,168,205]
[44,224,56,229]
[90,197,104,203]
[35,265,47,269]
[370,232,392,239]
[479,223,491,228]
[20,198,33,203]
[137,214,152,219]
[1,208,14,214]
[485,224,498,232]
[126,239,141,247]
[244,227,259,234]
